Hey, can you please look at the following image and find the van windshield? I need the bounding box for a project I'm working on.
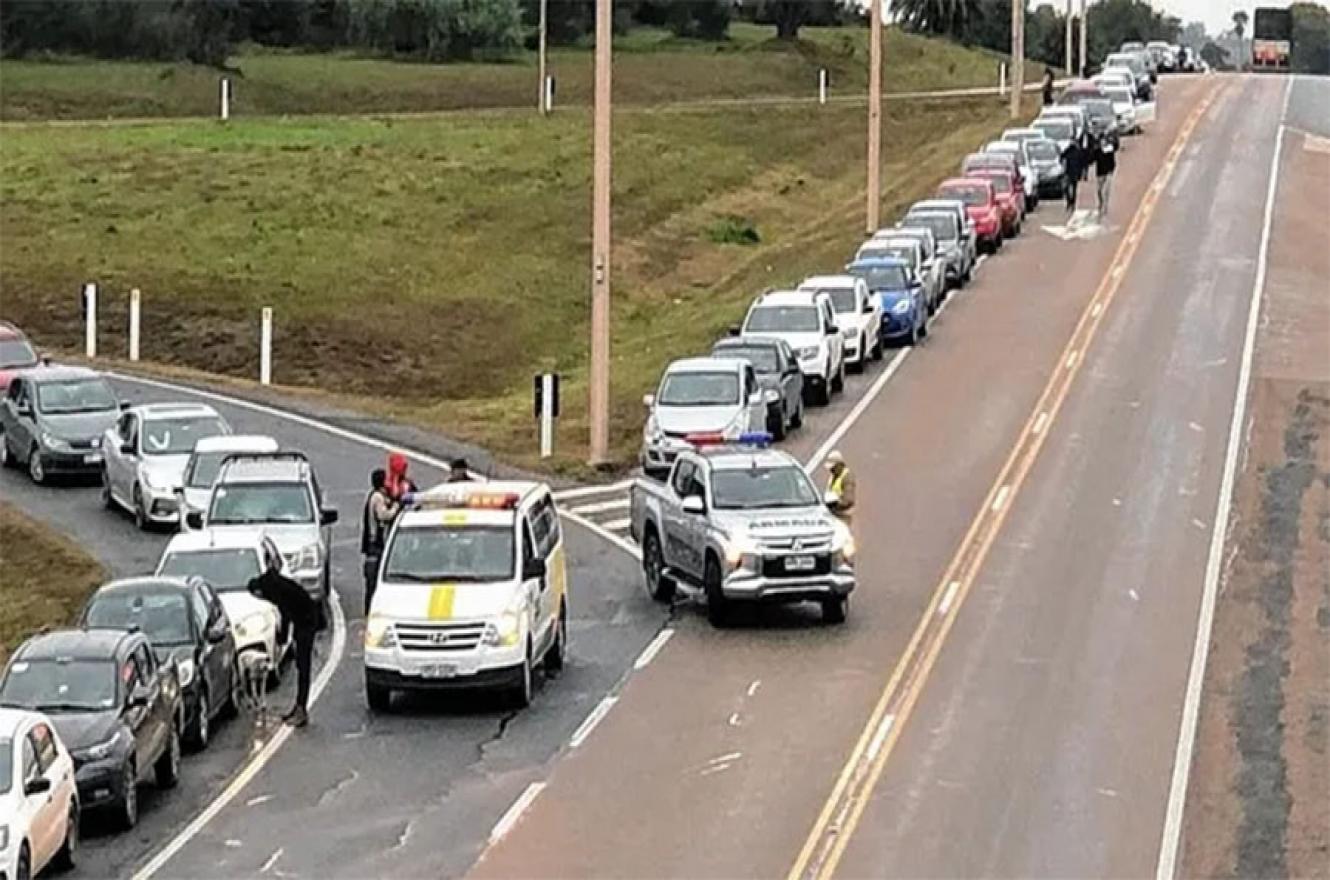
[712,466,819,510]
[384,525,514,583]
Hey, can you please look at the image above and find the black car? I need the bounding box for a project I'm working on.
[0,366,119,484]
[710,337,805,440]
[79,577,236,752]
[0,629,182,830]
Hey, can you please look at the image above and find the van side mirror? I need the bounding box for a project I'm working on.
[642,394,655,408]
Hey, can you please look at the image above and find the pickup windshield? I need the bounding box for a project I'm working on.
[384,525,514,582]
[209,483,313,525]
[712,465,820,510]
[0,659,118,712]
[658,372,740,407]
[744,305,820,334]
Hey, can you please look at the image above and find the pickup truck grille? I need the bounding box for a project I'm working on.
[757,536,833,553]
[761,554,832,578]
[395,621,487,652]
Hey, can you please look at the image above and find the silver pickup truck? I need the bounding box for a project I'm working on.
[629,443,856,625]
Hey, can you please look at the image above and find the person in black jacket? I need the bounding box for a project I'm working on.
[247,556,320,727]
[1094,136,1118,219]
[361,468,398,614]
[1042,68,1055,106]
[1060,134,1086,215]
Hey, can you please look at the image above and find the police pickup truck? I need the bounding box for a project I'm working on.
[629,433,856,625]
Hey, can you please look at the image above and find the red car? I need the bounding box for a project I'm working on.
[936,178,1004,253]
[963,153,1027,220]
[0,321,39,392]
[965,169,1022,238]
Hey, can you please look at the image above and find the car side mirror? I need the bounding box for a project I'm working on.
[320,507,339,526]
[185,510,204,530]
[825,326,837,337]
[24,776,51,797]
[128,687,150,709]
[522,557,546,581]
[642,394,655,408]
[862,301,874,314]
[15,403,31,417]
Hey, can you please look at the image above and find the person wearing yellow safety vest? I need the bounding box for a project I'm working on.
[824,450,856,526]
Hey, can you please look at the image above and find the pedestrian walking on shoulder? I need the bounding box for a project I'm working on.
[361,468,398,615]
[1042,68,1055,106]
[1060,135,1086,215]
[247,552,320,728]
[1094,137,1118,220]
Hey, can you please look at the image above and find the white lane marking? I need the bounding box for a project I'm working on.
[1156,79,1291,880]
[991,485,1011,513]
[569,497,630,515]
[131,584,346,880]
[700,762,734,777]
[1031,412,1050,436]
[1092,301,1104,317]
[633,628,675,670]
[488,782,546,844]
[601,517,631,532]
[707,751,743,765]
[259,848,283,875]
[747,680,762,697]
[937,581,961,616]
[1065,350,1080,370]
[1188,421,1204,433]
[554,479,635,501]
[865,714,897,762]
[975,254,988,269]
[1112,264,1126,280]
[728,713,742,727]
[569,696,618,749]
[1129,589,1140,602]
[807,350,911,471]
[245,794,273,807]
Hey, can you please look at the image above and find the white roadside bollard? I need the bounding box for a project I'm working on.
[999,63,1008,97]
[544,75,555,113]
[259,307,272,385]
[534,373,559,459]
[819,68,828,105]
[128,288,141,362]
[220,77,231,121]
[83,282,97,359]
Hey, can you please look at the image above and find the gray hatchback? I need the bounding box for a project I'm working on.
[709,337,805,440]
[0,366,120,483]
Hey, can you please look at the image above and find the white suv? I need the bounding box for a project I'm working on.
[797,275,882,372]
[740,290,844,406]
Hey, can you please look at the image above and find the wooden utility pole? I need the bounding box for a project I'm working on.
[538,0,549,113]
[588,0,612,466]
[1010,0,1025,119]
[866,0,882,234]
[1079,0,1088,76]
[1065,0,1074,74]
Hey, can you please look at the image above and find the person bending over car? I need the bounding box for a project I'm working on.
[247,554,320,728]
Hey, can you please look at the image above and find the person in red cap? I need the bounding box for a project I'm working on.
[384,452,417,503]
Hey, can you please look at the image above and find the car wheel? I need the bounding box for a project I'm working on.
[366,675,393,713]
[790,396,805,429]
[16,843,31,880]
[545,603,568,675]
[509,640,534,709]
[222,660,242,719]
[768,405,786,441]
[641,529,676,603]
[849,338,865,373]
[100,467,115,509]
[186,687,210,751]
[908,315,921,347]
[831,361,845,394]
[822,595,849,624]
[871,332,884,361]
[920,307,931,340]
[27,445,45,484]
[704,556,730,628]
[53,802,78,871]
[133,484,149,531]
[809,378,829,407]
[117,763,139,830]
[155,721,181,789]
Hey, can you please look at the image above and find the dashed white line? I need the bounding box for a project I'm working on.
[728,713,742,727]
[488,782,547,844]
[259,848,283,875]
[700,762,734,777]
[937,581,961,616]
[707,751,743,766]
[569,696,618,749]
[601,517,631,532]
[1031,412,1050,436]
[865,714,897,762]
[807,349,911,470]
[568,497,630,515]
[633,628,675,670]
[747,680,762,697]
[1091,301,1104,317]
[1065,350,1080,370]
[991,485,1011,513]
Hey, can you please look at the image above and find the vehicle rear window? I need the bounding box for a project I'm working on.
[859,244,913,266]
[0,339,37,370]
[35,378,117,414]
[1027,140,1060,160]
[744,305,820,334]
[1034,119,1074,140]
[143,416,227,456]
[208,482,314,525]
[712,346,780,374]
[658,372,740,407]
[939,185,989,207]
[711,466,819,510]
[811,288,858,315]
[847,263,911,290]
[85,589,194,647]
[159,548,262,592]
[976,173,1012,194]
[903,215,956,242]
[384,525,514,583]
[0,659,117,712]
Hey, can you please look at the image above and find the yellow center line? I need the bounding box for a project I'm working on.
[787,79,1224,880]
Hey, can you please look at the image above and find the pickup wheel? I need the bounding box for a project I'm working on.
[831,361,845,394]
[116,762,138,830]
[704,556,730,628]
[822,596,848,624]
[642,530,676,602]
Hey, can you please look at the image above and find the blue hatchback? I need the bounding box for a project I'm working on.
[846,258,928,345]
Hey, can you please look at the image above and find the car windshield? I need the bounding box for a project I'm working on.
[0,339,37,370]
[904,215,956,242]
[384,525,514,582]
[861,244,914,266]
[978,173,1012,194]
[35,378,118,415]
[745,305,820,334]
[658,372,740,407]
[85,588,194,647]
[159,548,261,592]
[0,738,10,794]
[208,483,314,525]
[713,346,780,373]
[940,185,990,207]
[1027,140,1060,160]
[711,465,820,510]
[847,264,911,290]
[0,659,118,712]
[142,416,226,456]
[813,288,858,314]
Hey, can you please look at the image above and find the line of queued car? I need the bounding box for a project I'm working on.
[0,325,344,875]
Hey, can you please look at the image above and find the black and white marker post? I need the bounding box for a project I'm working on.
[534,373,560,459]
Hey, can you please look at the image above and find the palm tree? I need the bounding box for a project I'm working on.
[891,0,982,38]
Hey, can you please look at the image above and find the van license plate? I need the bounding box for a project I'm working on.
[420,663,458,679]
[785,555,816,572]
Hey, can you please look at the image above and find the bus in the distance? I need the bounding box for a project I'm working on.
[1252,7,1293,71]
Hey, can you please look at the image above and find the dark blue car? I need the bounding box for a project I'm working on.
[845,258,929,346]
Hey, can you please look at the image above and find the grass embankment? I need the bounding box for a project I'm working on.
[0,24,1053,121]
[0,502,106,665]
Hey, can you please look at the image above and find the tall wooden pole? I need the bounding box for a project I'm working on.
[588,0,612,465]
[1079,0,1088,76]
[1010,0,1025,119]
[1065,0,1073,74]
[537,0,548,113]
[866,0,882,235]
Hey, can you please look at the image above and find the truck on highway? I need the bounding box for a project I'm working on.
[629,434,856,626]
[1252,8,1293,71]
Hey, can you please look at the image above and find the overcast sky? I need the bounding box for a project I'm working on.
[1144,1,1296,35]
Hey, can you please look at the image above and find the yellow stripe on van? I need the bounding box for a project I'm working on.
[442,512,468,526]
[427,585,456,620]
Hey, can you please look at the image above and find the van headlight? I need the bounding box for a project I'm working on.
[483,610,522,648]
[365,616,398,649]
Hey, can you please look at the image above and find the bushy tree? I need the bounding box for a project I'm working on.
[347,0,521,60]
[1290,2,1330,74]
[890,0,981,38]
[754,0,853,41]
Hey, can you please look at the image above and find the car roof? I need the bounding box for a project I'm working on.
[192,434,279,454]
[93,575,195,595]
[0,706,48,737]
[909,199,966,213]
[0,321,29,341]
[163,528,269,554]
[664,357,745,375]
[799,275,860,290]
[215,452,312,484]
[18,365,100,384]
[130,402,221,420]
[940,177,993,189]
[14,628,136,662]
[751,289,822,308]
[713,336,785,352]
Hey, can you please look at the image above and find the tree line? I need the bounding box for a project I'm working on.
[0,0,859,64]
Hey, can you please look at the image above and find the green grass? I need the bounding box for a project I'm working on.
[0,24,1055,121]
[0,502,106,666]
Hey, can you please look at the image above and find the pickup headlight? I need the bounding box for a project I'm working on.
[483,610,522,647]
[40,431,72,452]
[364,615,398,649]
[797,346,820,360]
[891,299,913,315]
[78,729,126,763]
[177,658,196,688]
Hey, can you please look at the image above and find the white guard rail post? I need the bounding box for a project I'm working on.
[260,307,273,385]
[83,282,97,358]
[129,287,141,362]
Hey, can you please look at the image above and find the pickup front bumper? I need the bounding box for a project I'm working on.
[721,557,855,604]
